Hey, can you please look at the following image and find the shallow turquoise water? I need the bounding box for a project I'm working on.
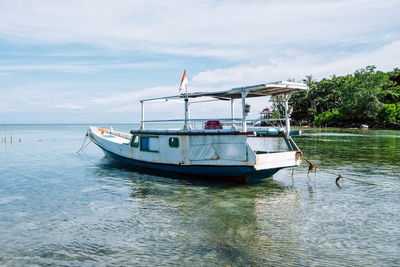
[0,125,399,266]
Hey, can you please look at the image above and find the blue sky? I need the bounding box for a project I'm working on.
[1,0,399,123]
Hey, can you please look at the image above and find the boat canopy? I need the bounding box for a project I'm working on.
[139,80,308,134]
[141,81,308,102]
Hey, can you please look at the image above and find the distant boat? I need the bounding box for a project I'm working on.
[88,81,308,182]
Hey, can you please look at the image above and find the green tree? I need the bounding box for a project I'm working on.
[289,66,399,127]
[379,68,400,103]
[270,95,284,118]
[339,66,386,123]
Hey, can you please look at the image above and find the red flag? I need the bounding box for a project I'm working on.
[179,70,188,92]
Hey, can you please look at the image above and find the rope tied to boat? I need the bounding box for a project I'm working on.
[76,131,91,153]
[301,155,317,173]
[300,153,377,186]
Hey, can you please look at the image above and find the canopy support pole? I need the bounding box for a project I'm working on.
[230,99,235,129]
[140,101,145,130]
[284,93,292,138]
[241,90,249,132]
[184,95,190,130]
[188,98,191,129]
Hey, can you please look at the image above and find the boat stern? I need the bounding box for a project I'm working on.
[254,151,301,171]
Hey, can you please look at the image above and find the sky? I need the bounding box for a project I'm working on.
[0,0,399,124]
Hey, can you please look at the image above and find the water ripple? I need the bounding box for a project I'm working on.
[0,125,399,266]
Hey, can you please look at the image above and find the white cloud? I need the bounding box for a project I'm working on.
[91,86,174,106]
[10,38,395,122]
[0,103,13,112]
[0,64,92,73]
[0,61,169,73]
[0,0,399,59]
[52,103,83,109]
[192,40,400,88]
[0,0,399,123]
[91,86,182,117]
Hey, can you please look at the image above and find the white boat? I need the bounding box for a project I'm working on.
[88,81,308,182]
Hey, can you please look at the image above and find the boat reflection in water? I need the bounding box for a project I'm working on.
[91,160,303,266]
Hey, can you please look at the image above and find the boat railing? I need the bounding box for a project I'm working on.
[141,117,286,126]
[141,118,242,131]
[140,117,292,135]
[142,118,243,123]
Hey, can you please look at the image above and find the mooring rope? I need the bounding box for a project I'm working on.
[76,131,91,153]
[300,153,377,186]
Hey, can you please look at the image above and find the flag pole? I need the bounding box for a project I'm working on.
[180,70,190,130]
[186,82,190,129]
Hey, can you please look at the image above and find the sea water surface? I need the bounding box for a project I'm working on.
[0,124,399,266]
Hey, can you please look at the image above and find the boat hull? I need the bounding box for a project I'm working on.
[88,126,299,182]
[98,144,281,182]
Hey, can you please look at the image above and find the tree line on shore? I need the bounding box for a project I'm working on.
[272,66,400,129]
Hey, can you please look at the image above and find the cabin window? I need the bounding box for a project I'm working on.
[169,137,179,148]
[141,137,149,150]
[131,135,140,148]
[140,136,159,152]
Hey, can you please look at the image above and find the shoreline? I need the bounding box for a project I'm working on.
[292,122,400,130]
